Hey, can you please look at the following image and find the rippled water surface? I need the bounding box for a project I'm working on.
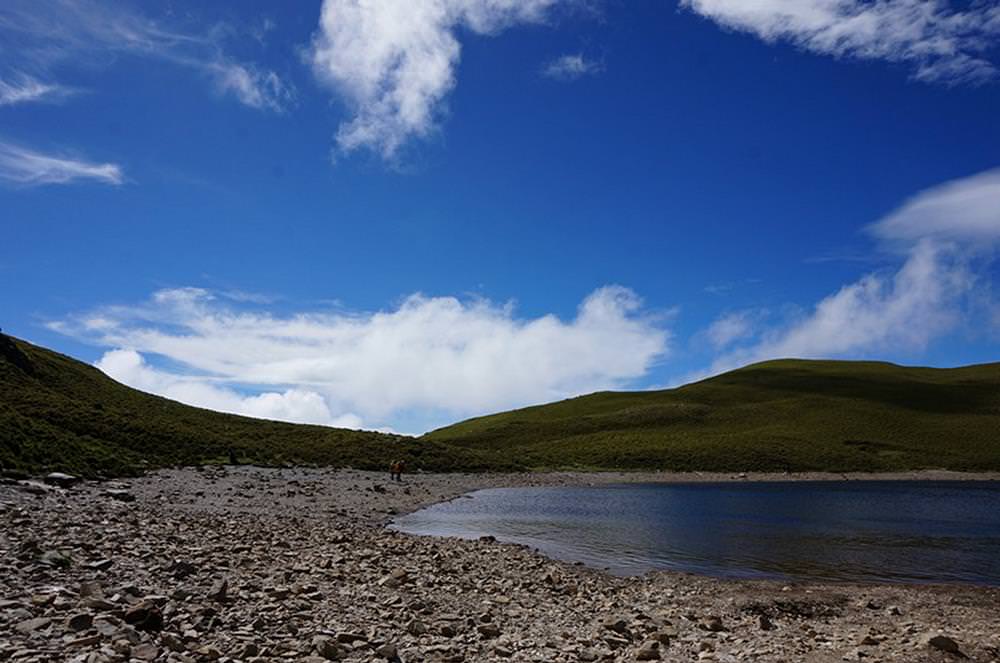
[392,481,1000,584]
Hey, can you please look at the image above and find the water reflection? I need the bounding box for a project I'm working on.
[391,481,1000,585]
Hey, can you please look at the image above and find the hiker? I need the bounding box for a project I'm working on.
[389,460,399,482]
[396,459,406,482]
[228,448,237,465]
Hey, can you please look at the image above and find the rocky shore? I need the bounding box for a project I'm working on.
[2,466,999,662]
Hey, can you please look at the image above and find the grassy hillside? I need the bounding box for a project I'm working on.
[0,334,517,477]
[424,359,1000,472]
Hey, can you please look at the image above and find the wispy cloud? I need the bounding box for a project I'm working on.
[0,140,123,186]
[691,167,1000,380]
[50,286,669,431]
[682,0,1000,84]
[541,53,604,80]
[0,0,294,112]
[308,0,563,161]
[0,73,77,106]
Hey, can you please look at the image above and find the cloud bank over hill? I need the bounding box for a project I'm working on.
[52,286,669,432]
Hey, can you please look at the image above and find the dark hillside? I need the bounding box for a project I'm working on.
[424,359,1000,472]
[0,334,516,477]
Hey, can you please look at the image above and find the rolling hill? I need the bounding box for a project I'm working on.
[0,334,516,477]
[4,332,1000,477]
[424,359,1000,472]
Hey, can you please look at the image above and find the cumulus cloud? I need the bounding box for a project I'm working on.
[308,0,562,160]
[0,140,123,186]
[698,167,1000,377]
[682,0,1000,84]
[0,0,294,112]
[542,53,604,80]
[51,286,669,432]
[0,73,77,106]
[95,349,360,428]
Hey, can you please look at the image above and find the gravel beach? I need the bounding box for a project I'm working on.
[2,466,999,662]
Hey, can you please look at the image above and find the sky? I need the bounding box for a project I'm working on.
[3,0,1000,435]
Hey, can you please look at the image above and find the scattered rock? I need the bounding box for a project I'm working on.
[66,613,93,631]
[123,601,163,632]
[43,472,81,488]
[699,616,725,632]
[924,634,963,656]
[636,640,661,660]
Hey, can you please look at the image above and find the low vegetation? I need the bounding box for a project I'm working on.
[4,333,999,477]
[0,334,516,477]
[424,359,1000,472]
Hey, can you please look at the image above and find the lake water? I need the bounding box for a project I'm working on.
[391,481,1000,585]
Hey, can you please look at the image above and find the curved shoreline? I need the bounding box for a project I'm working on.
[3,466,1000,662]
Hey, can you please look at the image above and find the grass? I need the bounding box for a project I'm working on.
[423,359,1000,472]
[5,333,1000,477]
[0,334,519,477]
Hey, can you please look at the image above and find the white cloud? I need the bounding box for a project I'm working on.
[0,73,77,106]
[682,0,1000,84]
[95,349,361,429]
[0,0,294,112]
[53,286,669,432]
[703,310,757,349]
[308,0,562,160]
[542,53,604,80]
[869,168,1000,246]
[0,140,123,186]
[697,167,1000,378]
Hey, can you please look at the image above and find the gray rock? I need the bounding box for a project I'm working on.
[478,623,502,638]
[924,634,962,655]
[699,616,725,632]
[375,643,399,660]
[66,613,93,631]
[44,472,81,488]
[15,617,52,633]
[207,577,228,602]
[636,640,661,660]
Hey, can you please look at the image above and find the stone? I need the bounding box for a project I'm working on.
[636,640,661,661]
[103,489,136,502]
[44,472,81,488]
[15,617,52,633]
[406,619,428,635]
[602,617,629,634]
[336,632,368,644]
[207,577,228,602]
[478,623,502,638]
[375,643,399,660]
[924,634,962,655]
[130,643,159,660]
[67,613,94,631]
[313,636,344,660]
[79,580,103,598]
[39,549,72,568]
[123,601,163,632]
[66,634,103,648]
[699,616,725,632]
[87,559,113,571]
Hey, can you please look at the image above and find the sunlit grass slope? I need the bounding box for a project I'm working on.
[0,334,516,477]
[424,359,1000,472]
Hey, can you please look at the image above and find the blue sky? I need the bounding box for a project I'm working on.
[3,0,1000,434]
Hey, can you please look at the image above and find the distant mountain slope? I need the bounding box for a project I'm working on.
[424,359,1000,472]
[0,334,514,477]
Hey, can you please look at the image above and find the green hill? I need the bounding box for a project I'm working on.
[424,359,1000,472]
[0,334,515,477]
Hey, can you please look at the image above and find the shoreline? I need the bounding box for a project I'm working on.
[3,466,999,662]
